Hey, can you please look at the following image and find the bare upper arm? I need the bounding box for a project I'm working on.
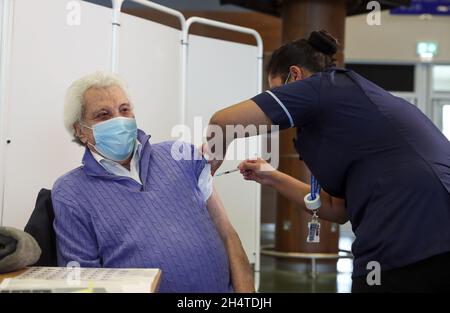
[206,186,237,241]
[210,99,272,132]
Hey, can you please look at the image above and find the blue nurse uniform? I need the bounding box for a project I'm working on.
[251,67,450,278]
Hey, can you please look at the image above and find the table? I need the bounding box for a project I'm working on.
[0,267,161,293]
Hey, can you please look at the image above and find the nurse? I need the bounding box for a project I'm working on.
[206,30,450,292]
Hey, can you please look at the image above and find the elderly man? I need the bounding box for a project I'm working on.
[53,71,254,293]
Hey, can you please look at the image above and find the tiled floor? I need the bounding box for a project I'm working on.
[258,225,354,293]
[259,256,353,293]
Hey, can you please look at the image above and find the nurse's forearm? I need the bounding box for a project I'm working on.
[269,171,348,224]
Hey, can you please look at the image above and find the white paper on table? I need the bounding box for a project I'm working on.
[1,267,160,293]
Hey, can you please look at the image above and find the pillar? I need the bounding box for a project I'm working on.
[275,0,347,272]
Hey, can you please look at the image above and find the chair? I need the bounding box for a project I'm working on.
[24,189,57,266]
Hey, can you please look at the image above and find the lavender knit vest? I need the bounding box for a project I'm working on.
[52,130,232,292]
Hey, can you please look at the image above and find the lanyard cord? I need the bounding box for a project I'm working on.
[310,175,321,200]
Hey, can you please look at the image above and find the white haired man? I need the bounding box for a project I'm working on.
[53,71,254,293]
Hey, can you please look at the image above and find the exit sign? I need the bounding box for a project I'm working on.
[417,41,439,60]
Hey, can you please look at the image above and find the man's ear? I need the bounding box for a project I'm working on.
[289,65,304,81]
[73,122,87,145]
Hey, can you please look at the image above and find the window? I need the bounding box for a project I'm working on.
[442,104,450,139]
[432,65,450,92]
[431,65,450,140]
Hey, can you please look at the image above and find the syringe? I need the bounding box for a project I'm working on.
[215,167,240,177]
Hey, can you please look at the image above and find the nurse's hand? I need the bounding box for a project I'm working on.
[238,158,279,187]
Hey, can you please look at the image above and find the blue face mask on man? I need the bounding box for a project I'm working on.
[81,117,138,162]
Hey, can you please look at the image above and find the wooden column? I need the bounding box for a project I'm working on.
[275,0,347,270]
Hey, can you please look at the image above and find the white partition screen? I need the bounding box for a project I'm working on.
[185,34,261,267]
[0,0,113,228]
[117,11,181,142]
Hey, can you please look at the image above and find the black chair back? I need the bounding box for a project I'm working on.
[24,189,57,266]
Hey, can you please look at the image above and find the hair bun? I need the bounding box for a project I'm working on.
[307,30,338,56]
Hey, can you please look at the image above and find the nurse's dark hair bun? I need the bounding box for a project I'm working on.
[307,30,338,56]
[266,30,338,79]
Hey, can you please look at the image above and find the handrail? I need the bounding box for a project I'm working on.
[111,0,186,73]
[184,16,263,59]
[127,0,185,28]
[261,245,354,259]
[181,16,264,125]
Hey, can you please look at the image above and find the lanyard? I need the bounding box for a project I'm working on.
[305,175,321,243]
[304,175,321,209]
[310,175,321,200]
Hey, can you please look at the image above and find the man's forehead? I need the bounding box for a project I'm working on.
[85,85,125,97]
[83,86,128,106]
